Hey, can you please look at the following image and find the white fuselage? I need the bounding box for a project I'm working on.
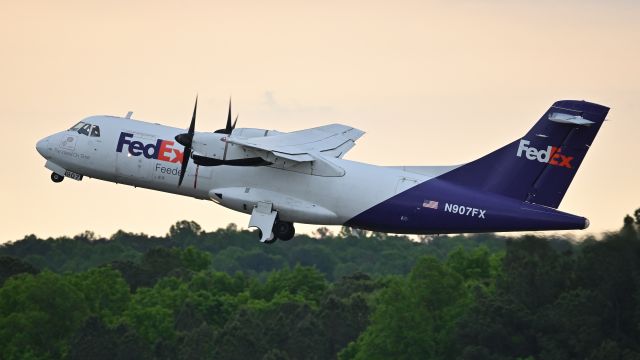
[37,99,606,238]
[36,115,445,227]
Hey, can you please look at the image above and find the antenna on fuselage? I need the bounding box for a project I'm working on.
[125,111,133,119]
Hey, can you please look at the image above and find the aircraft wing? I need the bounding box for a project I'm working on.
[228,124,365,163]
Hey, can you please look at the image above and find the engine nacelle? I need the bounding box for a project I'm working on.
[191,132,227,159]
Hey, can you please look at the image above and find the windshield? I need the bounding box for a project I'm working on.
[69,121,85,131]
[69,121,101,137]
[78,123,92,136]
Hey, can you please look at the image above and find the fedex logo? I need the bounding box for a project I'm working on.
[116,132,183,163]
[516,140,573,169]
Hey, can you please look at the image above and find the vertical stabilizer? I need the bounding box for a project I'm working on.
[438,100,609,208]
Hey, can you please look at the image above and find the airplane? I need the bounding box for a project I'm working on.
[35,99,609,243]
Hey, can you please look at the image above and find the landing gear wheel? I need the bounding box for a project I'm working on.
[257,230,277,244]
[51,172,64,183]
[273,221,295,241]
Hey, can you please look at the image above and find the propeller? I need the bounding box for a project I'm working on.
[214,99,238,134]
[174,96,198,186]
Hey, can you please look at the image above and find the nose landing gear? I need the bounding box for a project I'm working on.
[51,172,64,183]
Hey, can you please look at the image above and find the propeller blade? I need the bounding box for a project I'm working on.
[215,97,237,135]
[177,96,198,187]
[175,96,198,147]
[232,114,238,130]
[178,147,191,186]
[189,96,198,134]
[226,98,233,133]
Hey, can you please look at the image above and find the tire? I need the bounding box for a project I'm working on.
[257,230,277,244]
[274,221,295,241]
[51,172,64,183]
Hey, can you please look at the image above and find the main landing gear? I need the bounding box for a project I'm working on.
[257,221,296,244]
[51,172,64,183]
[249,201,296,244]
[273,220,295,241]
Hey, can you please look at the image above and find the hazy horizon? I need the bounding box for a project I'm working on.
[2,0,638,242]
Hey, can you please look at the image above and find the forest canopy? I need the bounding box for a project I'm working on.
[1,209,640,360]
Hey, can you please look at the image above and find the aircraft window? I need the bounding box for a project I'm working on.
[78,123,92,136]
[90,125,101,137]
[69,122,85,131]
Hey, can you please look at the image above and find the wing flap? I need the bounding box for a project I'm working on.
[229,124,364,157]
[221,123,362,176]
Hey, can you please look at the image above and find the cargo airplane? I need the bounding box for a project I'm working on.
[36,99,609,243]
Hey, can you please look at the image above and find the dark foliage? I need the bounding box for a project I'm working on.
[1,209,639,359]
[0,255,39,285]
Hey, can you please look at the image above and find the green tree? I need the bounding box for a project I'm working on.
[177,323,216,360]
[575,232,640,346]
[252,265,328,305]
[141,247,183,278]
[124,304,175,344]
[446,246,492,281]
[214,301,325,360]
[499,236,573,311]
[319,294,370,358]
[179,246,212,272]
[346,257,468,360]
[0,255,38,285]
[0,271,89,359]
[536,289,606,359]
[289,245,337,280]
[69,267,130,323]
[169,220,202,239]
[68,316,152,360]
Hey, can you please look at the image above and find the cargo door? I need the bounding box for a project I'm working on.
[116,132,153,182]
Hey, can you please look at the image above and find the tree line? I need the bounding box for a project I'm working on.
[1,209,639,359]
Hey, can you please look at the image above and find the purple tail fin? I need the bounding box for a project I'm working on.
[438,100,609,208]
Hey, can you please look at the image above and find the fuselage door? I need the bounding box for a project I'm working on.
[394,176,422,225]
[395,176,418,194]
[116,132,153,182]
[86,125,105,166]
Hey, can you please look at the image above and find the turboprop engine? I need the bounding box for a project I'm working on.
[190,132,271,167]
[173,98,278,184]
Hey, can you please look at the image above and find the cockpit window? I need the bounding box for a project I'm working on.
[78,123,92,136]
[69,121,100,137]
[69,121,85,131]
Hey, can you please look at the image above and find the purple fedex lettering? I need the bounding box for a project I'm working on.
[144,141,161,158]
[116,132,134,153]
[116,132,183,163]
[129,141,144,156]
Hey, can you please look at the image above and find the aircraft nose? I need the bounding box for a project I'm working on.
[36,137,51,158]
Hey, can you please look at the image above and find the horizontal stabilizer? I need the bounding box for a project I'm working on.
[548,112,594,126]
